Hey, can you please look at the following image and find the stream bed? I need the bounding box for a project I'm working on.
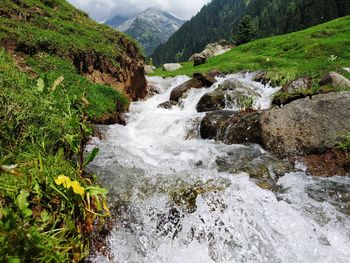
[89,74,350,263]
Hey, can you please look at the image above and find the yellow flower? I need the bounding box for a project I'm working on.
[55,175,85,197]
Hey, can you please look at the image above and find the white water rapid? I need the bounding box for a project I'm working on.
[89,73,350,263]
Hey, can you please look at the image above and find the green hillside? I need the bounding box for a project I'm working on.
[154,15,350,85]
[0,0,145,262]
[152,0,350,65]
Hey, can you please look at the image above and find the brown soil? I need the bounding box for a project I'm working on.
[299,148,350,177]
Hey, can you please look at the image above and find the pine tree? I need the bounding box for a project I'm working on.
[236,15,256,45]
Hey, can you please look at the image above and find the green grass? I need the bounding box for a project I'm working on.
[0,0,142,261]
[153,15,350,85]
[0,0,142,61]
[26,54,128,120]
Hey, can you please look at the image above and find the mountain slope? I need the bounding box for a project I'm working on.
[107,8,184,55]
[152,0,350,65]
[154,15,350,85]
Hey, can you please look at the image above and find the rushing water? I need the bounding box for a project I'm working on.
[89,74,350,263]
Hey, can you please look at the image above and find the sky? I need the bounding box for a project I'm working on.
[67,0,211,22]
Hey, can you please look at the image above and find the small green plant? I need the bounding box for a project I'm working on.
[239,96,255,112]
[338,133,350,152]
[327,54,338,62]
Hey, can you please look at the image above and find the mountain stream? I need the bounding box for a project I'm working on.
[89,74,350,263]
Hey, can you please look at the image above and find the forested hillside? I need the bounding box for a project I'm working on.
[152,0,350,65]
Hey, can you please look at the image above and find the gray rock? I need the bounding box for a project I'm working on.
[196,78,260,112]
[343,67,350,73]
[158,100,178,109]
[281,76,312,93]
[200,110,263,145]
[163,63,182,71]
[144,65,156,74]
[319,72,350,88]
[189,40,234,61]
[260,92,350,158]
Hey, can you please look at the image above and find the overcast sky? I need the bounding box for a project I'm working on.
[67,0,211,22]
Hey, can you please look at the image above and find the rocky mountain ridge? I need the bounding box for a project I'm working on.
[106,8,184,55]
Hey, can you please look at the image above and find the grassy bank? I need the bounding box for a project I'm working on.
[0,0,143,261]
[153,15,350,85]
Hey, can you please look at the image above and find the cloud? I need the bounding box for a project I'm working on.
[67,0,211,21]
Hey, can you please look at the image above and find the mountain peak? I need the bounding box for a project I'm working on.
[106,8,185,55]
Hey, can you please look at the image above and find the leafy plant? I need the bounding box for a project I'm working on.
[338,133,350,152]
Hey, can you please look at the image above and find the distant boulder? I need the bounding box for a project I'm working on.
[193,54,207,67]
[163,63,182,71]
[319,72,350,88]
[189,40,234,61]
[144,65,156,74]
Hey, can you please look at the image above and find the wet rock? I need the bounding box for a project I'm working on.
[200,110,263,145]
[170,79,203,102]
[319,72,350,88]
[163,63,182,71]
[193,54,206,66]
[193,73,216,86]
[216,145,294,189]
[252,71,270,85]
[260,92,350,158]
[146,80,161,97]
[305,180,350,215]
[196,78,260,112]
[170,73,216,102]
[92,112,126,125]
[158,100,178,109]
[207,69,225,78]
[281,76,312,93]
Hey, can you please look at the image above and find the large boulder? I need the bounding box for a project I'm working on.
[170,73,216,102]
[189,40,234,61]
[319,72,350,88]
[260,92,350,158]
[200,110,263,145]
[196,78,260,112]
[163,63,182,71]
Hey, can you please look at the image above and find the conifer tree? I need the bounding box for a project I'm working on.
[236,15,256,45]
